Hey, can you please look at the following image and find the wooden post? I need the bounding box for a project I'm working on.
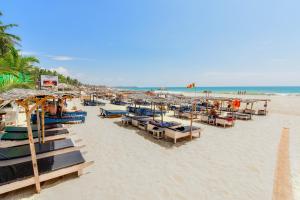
[41,104,45,143]
[265,100,268,114]
[250,102,254,119]
[36,106,41,143]
[25,106,41,193]
[153,104,155,120]
[160,104,163,123]
[190,102,194,140]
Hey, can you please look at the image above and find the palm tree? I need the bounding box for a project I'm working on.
[0,11,20,56]
[0,47,39,81]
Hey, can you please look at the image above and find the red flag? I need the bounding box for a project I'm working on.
[186,83,196,88]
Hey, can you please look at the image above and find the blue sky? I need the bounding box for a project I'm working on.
[2,0,300,86]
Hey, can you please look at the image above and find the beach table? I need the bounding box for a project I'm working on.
[152,127,164,139]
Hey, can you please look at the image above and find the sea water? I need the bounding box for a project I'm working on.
[116,86,300,95]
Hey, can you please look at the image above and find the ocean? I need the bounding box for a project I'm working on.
[116,86,300,95]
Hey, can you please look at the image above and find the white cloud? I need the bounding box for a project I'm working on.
[50,67,70,76]
[20,51,37,56]
[21,50,94,62]
[47,55,75,61]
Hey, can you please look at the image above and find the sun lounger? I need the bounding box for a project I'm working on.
[110,99,128,106]
[31,115,85,124]
[215,117,235,127]
[61,111,87,116]
[137,118,152,130]
[199,114,209,123]
[33,111,87,117]
[127,106,165,116]
[147,120,181,139]
[257,109,267,115]
[227,112,251,120]
[83,99,105,106]
[0,151,84,187]
[0,139,74,161]
[165,126,201,143]
[242,109,256,115]
[0,129,69,141]
[147,120,181,131]
[99,108,128,118]
[5,124,63,132]
[129,116,152,126]
[175,110,198,119]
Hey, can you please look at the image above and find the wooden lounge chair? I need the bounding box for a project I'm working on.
[0,128,70,148]
[243,109,256,115]
[165,126,201,143]
[147,120,181,139]
[32,115,85,124]
[181,112,198,119]
[0,129,69,141]
[130,116,152,127]
[199,114,209,123]
[0,139,76,161]
[257,109,267,115]
[5,124,64,132]
[99,108,128,118]
[227,112,251,120]
[147,120,181,131]
[137,118,152,130]
[215,117,235,128]
[0,151,93,195]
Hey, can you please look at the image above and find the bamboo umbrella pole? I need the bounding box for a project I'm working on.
[265,100,268,114]
[24,104,41,193]
[36,106,41,143]
[153,104,155,120]
[190,102,194,140]
[160,104,163,123]
[250,102,254,119]
[41,103,45,143]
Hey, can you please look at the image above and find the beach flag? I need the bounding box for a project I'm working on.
[186,83,196,89]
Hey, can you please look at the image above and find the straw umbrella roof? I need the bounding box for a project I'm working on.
[0,89,82,109]
[0,89,55,101]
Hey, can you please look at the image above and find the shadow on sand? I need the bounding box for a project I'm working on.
[113,121,200,149]
[0,172,85,199]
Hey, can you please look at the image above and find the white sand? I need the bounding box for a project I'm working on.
[1,94,300,200]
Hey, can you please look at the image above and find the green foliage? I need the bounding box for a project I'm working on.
[0,11,21,56]
[0,82,33,93]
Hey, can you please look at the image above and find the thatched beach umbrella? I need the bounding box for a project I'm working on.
[0,89,57,193]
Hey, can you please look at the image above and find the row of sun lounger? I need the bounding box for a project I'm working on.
[127,106,166,117]
[0,120,92,194]
[122,115,201,143]
[110,99,129,106]
[199,114,236,128]
[31,111,87,124]
[83,99,105,106]
[174,110,199,119]
[99,108,128,118]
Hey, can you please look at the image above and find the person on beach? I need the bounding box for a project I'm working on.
[56,99,64,118]
[209,107,218,118]
[48,102,57,116]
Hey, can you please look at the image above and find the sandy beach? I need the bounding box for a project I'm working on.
[1,93,299,200]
